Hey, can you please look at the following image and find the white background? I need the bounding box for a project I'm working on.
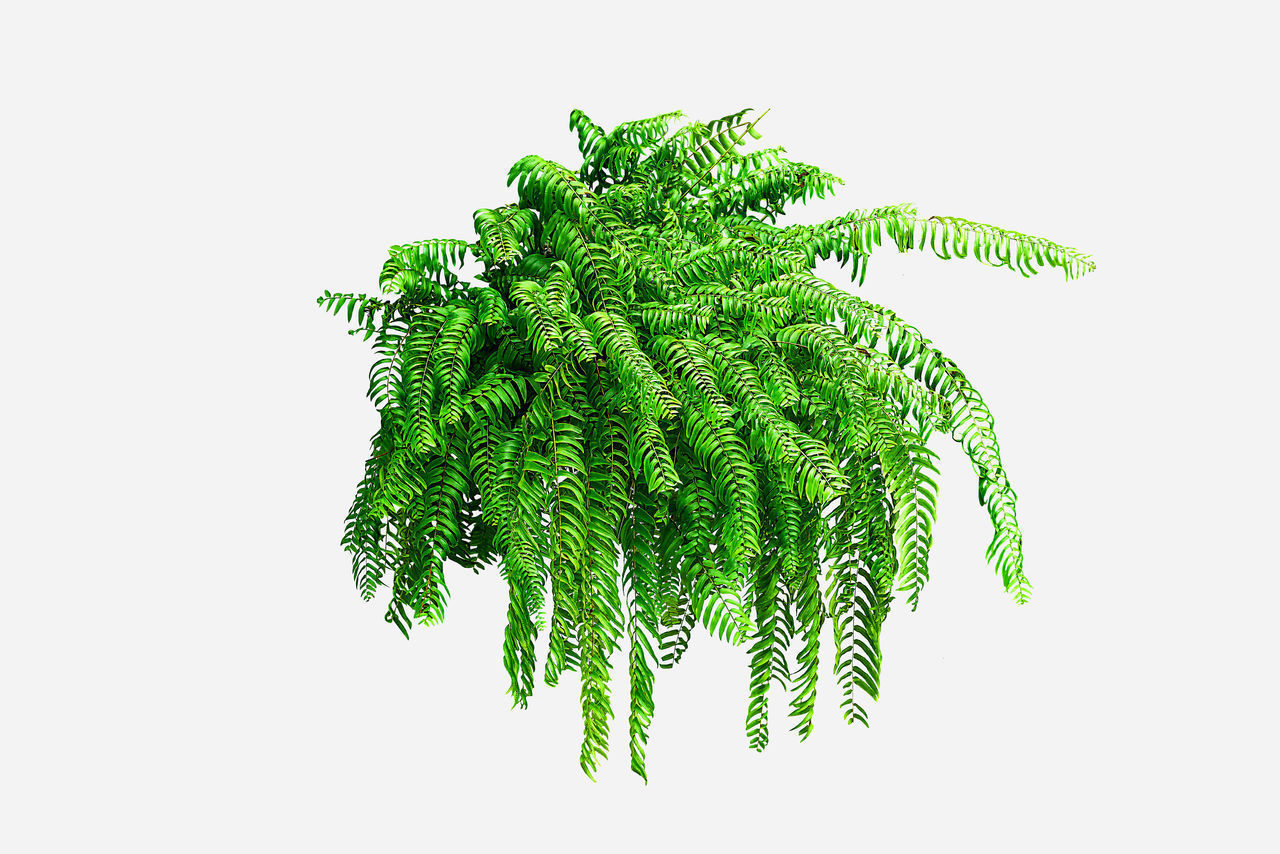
[3,2,1275,851]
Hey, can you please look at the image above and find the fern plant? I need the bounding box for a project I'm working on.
[319,108,1093,781]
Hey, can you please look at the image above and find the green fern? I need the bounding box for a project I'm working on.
[320,107,1093,780]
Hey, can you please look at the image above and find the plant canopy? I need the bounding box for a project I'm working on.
[319,108,1094,780]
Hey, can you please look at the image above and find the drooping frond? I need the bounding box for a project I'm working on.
[322,106,1091,778]
[473,205,535,267]
[776,202,1094,284]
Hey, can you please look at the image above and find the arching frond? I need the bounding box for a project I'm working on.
[380,237,473,299]
[473,204,535,267]
[780,202,1094,283]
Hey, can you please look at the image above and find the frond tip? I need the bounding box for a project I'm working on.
[321,106,1092,780]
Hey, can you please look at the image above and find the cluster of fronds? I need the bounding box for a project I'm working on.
[319,108,1093,780]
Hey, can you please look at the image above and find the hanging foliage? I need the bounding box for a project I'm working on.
[319,108,1094,780]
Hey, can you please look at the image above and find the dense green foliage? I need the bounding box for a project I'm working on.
[319,108,1093,780]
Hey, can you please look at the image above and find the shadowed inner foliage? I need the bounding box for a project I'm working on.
[319,108,1094,780]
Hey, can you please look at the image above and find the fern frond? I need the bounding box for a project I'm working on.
[702,160,843,220]
[622,490,664,781]
[432,300,481,428]
[545,392,587,686]
[781,202,1093,282]
[786,504,823,739]
[473,205,535,267]
[381,237,473,299]
[586,310,680,421]
[679,402,761,565]
[911,215,1095,279]
[577,405,628,779]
